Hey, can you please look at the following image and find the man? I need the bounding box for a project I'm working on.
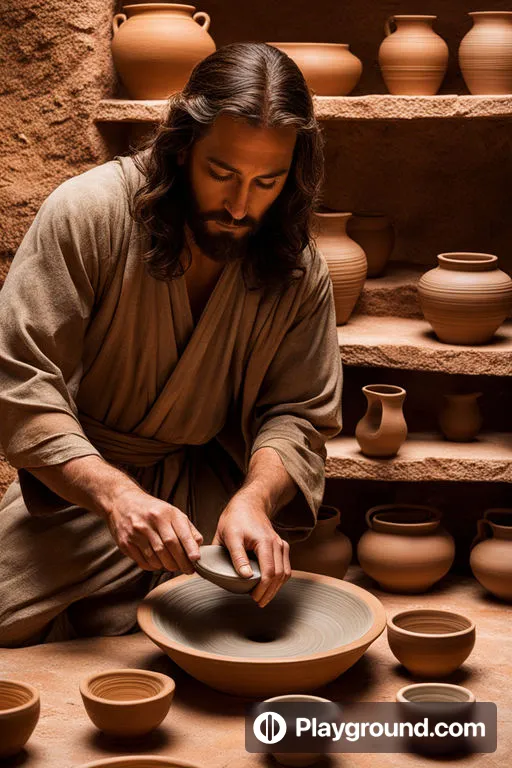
[0,42,342,647]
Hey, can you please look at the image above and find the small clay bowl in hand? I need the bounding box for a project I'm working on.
[194,545,261,594]
[388,609,476,677]
[80,669,175,737]
[0,679,40,758]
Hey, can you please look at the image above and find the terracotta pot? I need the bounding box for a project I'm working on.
[378,15,448,95]
[264,695,333,767]
[111,4,216,99]
[355,384,408,458]
[313,212,367,324]
[268,43,362,95]
[418,252,512,345]
[387,609,476,677]
[459,12,512,95]
[290,505,352,580]
[470,508,512,601]
[346,213,395,278]
[357,504,455,593]
[77,760,204,768]
[439,392,483,442]
[138,572,386,696]
[0,680,40,758]
[80,669,175,737]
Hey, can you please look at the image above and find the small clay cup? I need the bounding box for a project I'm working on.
[264,694,333,767]
[194,544,261,593]
[388,609,475,677]
[0,679,40,758]
[80,669,175,737]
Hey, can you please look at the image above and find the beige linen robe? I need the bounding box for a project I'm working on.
[0,154,342,646]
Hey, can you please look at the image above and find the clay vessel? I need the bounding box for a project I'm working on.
[470,508,512,601]
[80,669,175,737]
[313,212,367,324]
[439,392,483,442]
[290,505,352,580]
[347,213,395,277]
[0,680,40,758]
[355,384,408,458]
[418,252,512,345]
[77,759,204,768]
[111,4,216,99]
[264,695,333,767]
[388,609,475,677]
[378,15,448,95]
[357,504,455,592]
[268,43,362,95]
[194,545,261,593]
[459,12,512,94]
[138,571,386,696]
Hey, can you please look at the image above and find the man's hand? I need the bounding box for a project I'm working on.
[212,489,291,608]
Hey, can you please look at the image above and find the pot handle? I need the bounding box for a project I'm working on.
[112,13,126,36]
[365,506,380,529]
[471,518,493,549]
[193,11,211,32]
[384,15,396,36]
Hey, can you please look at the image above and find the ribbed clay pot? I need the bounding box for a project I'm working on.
[290,505,352,580]
[268,43,362,95]
[378,15,449,95]
[459,12,512,95]
[418,252,512,345]
[357,504,455,593]
[346,213,395,278]
[355,384,408,458]
[111,4,216,99]
[439,392,483,442]
[314,212,367,325]
[0,680,40,758]
[470,508,512,601]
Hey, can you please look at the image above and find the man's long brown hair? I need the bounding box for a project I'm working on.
[131,42,324,291]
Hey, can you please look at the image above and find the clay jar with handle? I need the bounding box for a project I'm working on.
[313,212,367,324]
[459,12,512,95]
[378,15,449,95]
[439,392,483,442]
[268,43,362,95]
[355,384,407,458]
[347,213,395,278]
[290,505,352,580]
[357,504,455,593]
[470,508,512,601]
[111,4,216,99]
[418,252,512,345]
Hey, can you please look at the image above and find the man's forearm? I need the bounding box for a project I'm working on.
[240,446,297,517]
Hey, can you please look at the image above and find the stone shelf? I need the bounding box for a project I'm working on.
[356,262,424,318]
[95,94,512,123]
[326,432,512,482]
[338,315,512,375]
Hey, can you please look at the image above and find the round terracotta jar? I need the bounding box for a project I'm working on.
[357,504,455,593]
[346,213,395,277]
[290,505,352,580]
[418,252,512,345]
[268,43,362,95]
[470,508,512,601]
[111,4,216,99]
[439,392,483,442]
[459,12,512,95]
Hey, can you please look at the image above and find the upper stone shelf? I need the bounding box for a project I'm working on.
[95,95,512,123]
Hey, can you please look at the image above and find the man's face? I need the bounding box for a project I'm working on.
[182,114,297,263]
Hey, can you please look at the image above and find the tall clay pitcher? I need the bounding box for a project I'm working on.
[470,509,512,601]
[355,384,408,457]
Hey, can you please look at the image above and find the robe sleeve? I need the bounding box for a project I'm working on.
[250,251,343,541]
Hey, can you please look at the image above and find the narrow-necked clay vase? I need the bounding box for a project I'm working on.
[290,505,352,580]
[264,695,333,767]
[459,12,512,95]
[439,392,483,442]
[357,504,455,593]
[0,680,40,758]
[418,252,512,345]
[470,508,512,601]
[313,212,367,324]
[111,4,216,99]
[346,213,395,277]
[268,43,362,95]
[355,384,407,458]
[378,15,449,95]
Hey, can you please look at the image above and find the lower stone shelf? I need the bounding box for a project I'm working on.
[325,433,512,482]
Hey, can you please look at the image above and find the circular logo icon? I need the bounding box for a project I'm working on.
[253,711,287,744]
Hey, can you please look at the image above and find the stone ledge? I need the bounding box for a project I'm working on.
[326,433,512,482]
[356,262,424,318]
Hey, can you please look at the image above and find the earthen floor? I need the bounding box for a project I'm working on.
[1,567,510,768]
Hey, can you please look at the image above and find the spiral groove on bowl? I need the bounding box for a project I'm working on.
[89,674,164,701]
[391,610,473,635]
[398,683,474,703]
[0,681,37,711]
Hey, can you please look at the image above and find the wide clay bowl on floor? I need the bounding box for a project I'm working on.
[80,669,175,737]
[194,545,261,593]
[76,759,204,768]
[0,679,40,758]
[388,609,475,677]
[138,571,386,697]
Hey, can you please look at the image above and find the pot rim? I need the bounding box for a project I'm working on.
[269,42,350,49]
[76,759,205,768]
[362,384,406,397]
[388,609,475,638]
[123,3,197,10]
[264,694,332,703]
[80,668,175,706]
[437,252,497,266]
[469,10,512,16]
[396,683,476,703]
[367,503,441,529]
[314,211,352,219]
[0,679,39,716]
[392,14,437,20]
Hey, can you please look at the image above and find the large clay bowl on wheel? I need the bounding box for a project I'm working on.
[138,571,386,697]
